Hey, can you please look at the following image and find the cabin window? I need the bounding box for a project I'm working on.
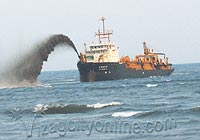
[86,56,94,61]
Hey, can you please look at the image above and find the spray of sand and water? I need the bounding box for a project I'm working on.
[0,34,79,88]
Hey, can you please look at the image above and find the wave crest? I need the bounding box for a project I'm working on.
[33,102,122,114]
[87,102,122,109]
[112,111,143,118]
[146,84,158,88]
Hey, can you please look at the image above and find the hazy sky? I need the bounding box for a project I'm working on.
[0,0,200,71]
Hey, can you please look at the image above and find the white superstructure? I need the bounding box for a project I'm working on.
[84,17,119,63]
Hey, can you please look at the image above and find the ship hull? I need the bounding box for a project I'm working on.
[77,62,174,82]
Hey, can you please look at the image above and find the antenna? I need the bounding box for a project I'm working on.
[101,17,106,34]
[143,42,150,55]
[84,42,87,52]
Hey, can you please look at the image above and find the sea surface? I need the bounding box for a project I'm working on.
[0,63,200,140]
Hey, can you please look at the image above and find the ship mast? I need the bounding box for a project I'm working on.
[143,42,150,55]
[96,17,113,43]
[102,17,106,34]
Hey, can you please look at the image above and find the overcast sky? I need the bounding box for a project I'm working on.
[0,0,200,71]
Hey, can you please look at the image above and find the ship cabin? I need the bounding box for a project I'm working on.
[84,43,119,63]
[80,17,119,63]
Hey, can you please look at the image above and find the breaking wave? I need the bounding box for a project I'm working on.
[87,102,122,109]
[146,84,158,88]
[33,102,122,114]
[165,79,171,82]
[111,106,200,118]
[191,106,200,111]
[112,111,143,118]
[0,34,80,87]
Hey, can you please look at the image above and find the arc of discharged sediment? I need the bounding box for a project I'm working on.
[3,34,80,84]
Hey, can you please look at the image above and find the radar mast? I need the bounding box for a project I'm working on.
[96,17,113,43]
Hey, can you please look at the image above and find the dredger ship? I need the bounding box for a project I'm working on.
[77,17,174,82]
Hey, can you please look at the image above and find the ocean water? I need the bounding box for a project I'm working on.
[0,63,200,140]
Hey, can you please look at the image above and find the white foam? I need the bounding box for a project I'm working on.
[178,82,185,85]
[0,82,39,89]
[174,72,189,75]
[146,84,158,87]
[166,79,171,82]
[87,102,123,109]
[121,84,126,87]
[112,111,142,118]
[64,79,76,82]
[33,104,48,113]
[40,83,52,88]
[150,76,158,78]
[0,86,14,89]
[0,81,51,89]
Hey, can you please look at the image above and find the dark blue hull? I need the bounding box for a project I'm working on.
[77,62,174,82]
